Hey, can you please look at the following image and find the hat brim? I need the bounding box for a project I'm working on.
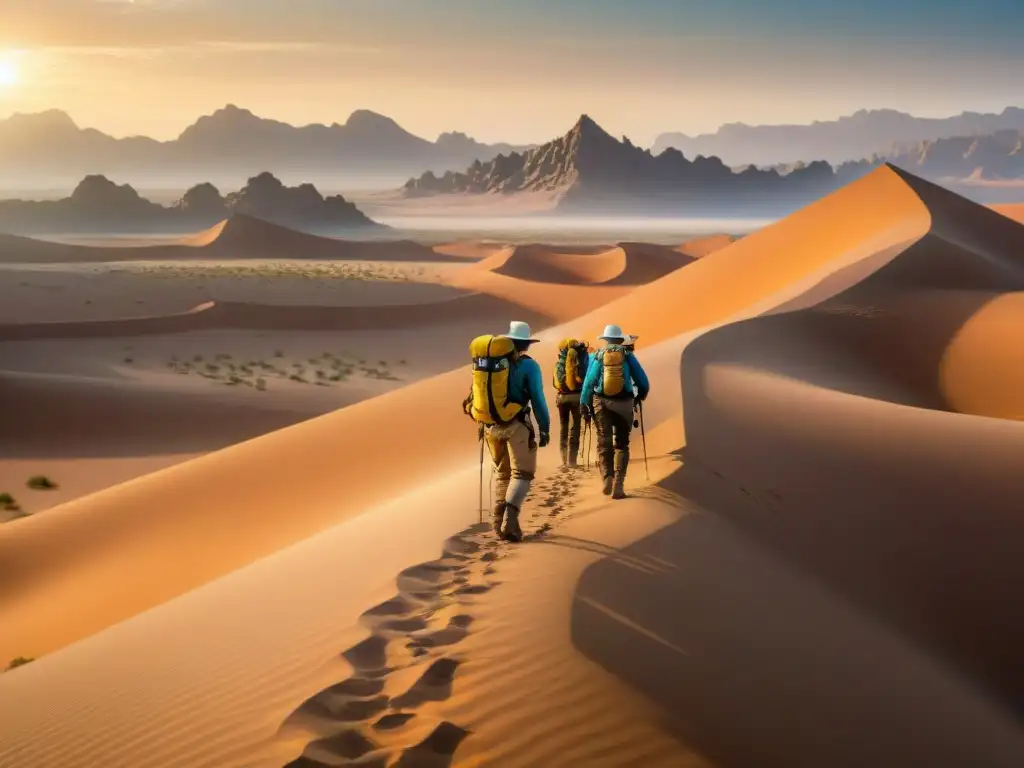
[598,335,625,341]
[504,335,538,343]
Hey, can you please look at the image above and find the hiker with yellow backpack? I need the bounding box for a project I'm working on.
[463,321,551,542]
[581,324,650,499]
[551,338,591,468]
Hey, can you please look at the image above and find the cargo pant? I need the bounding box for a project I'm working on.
[556,391,582,465]
[594,395,634,482]
[485,417,537,509]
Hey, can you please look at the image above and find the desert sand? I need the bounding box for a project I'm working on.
[3,167,1024,768]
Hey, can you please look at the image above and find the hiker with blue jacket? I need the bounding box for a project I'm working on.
[481,321,550,542]
[581,325,649,499]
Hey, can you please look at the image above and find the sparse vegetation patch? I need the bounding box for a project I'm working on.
[26,475,58,491]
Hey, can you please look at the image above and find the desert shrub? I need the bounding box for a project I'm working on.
[6,657,33,671]
[274,350,284,357]
[123,357,133,364]
[255,378,267,391]
[26,475,58,490]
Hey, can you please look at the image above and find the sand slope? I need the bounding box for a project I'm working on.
[5,165,1024,767]
[0,293,555,341]
[0,214,453,263]
[472,242,694,286]
[678,167,1024,709]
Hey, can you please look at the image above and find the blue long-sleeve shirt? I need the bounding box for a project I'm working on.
[581,348,650,409]
[509,356,551,434]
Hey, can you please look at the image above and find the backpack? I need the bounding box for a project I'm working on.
[464,334,523,425]
[599,344,630,398]
[552,338,588,394]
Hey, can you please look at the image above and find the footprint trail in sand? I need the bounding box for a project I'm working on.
[277,462,590,767]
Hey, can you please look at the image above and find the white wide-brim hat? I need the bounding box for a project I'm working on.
[504,320,538,343]
[598,324,625,341]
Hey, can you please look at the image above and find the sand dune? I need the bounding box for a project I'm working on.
[472,242,694,286]
[674,232,741,258]
[677,168,1024,710]
[0,214,457,263]
[990,202,1024,224]
[5,165,1024,767]
[0,292,553,341]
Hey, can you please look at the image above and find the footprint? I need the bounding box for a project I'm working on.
[300,694,389,722]
[362,595,418,619]
[392,721,471,766]
[297,728,378,762]
[453,583,492,596]
[320,677,384,698]
[343,635,390,674]
[380,616,430,634]
[407,618,472,651]
[390,658,461,709]
[374,712,417,731]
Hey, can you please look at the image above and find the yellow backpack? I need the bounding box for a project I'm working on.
[464,335,523,425]
[601,345,627,397]
[553,338,587,394]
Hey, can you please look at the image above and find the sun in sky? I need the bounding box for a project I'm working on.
[0,56,19,89]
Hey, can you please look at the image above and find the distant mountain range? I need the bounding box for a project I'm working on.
[653,107,1024,167]
[403,115,873,215]
[0,172,384,235]
[876,130,1024,180]
[0,106,532,191]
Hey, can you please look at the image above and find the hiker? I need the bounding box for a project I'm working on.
[581,324,649,499]
[463,321,550,542]
[551,337,591,468]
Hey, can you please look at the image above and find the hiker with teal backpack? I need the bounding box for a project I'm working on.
[463,321,551,542]
[581,325,650,499]
[551,338,591,468]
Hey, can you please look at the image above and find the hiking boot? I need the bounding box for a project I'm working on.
[501,503,524,543]
[492,501,507,536]
[612,449,629,499]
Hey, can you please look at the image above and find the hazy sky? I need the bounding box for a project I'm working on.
[0,0,1022,145]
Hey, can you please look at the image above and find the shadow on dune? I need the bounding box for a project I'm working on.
[569,485,1024,768]
[570,167,1024,765]
[0,372,328,458]
[470,242,694,286]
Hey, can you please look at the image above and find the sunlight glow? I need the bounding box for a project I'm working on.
[0,58,18,88]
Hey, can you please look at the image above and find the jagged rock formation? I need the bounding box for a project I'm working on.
[653,106,1024,167]
[0,173,384,235]
[0,105,534,189]
[878,130,1024,180]
[404,115,873,215]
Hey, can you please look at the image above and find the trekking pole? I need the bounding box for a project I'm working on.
[478,424,485,524]
[638,402,650,481]
[583,420,590,470]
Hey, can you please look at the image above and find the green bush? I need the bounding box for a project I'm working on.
[27,475,58,490]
